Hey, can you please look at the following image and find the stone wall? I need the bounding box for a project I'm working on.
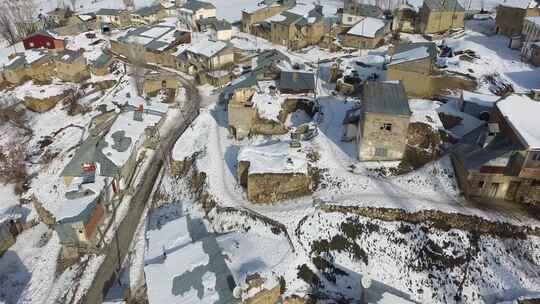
[341,33,383,49]
[242,5,288,32]
[320,204,540,239]
[247,172,312,203]
[23,91,69,113]
[244,286,281,304]
[418,8,464,34]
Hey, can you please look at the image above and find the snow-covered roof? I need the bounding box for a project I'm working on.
[525,16,540,27]
[409,99,444,129]
[183,36,228,57]
[238,141,308,175]
[496,94,540,150]
[461,90,500,107]
[388,42,437,65]
[347,17,387,38]
[118,23,186,52]
[102,111,162,168]
[56,175,106,222]
[145,216,192,261]
[499,0,540,9]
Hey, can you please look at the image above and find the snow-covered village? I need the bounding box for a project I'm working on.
[0,0,540,302]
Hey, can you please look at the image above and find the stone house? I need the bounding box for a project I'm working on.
[241,0,296,33]
[3,51,55,85]
[386,42,438,98]
[197,17,233,40]
[178,0,217,29]
[338,0,383,28]
[23,30,66,50]
[341,17,389,49]
[111,23,191,68]
[131,4,167,25]
[175,37,234,77]
[521,16,540,65]
[416,0,465,34]
[143,71,181,97]
[46,7,72,25]
[55,49,91,82]
[90,53,114,76]
[227,70,315,139]
[453,94,540,204]
[496,0,540,37]
[53,14,97,36]
[357,81,411,161]
[95,8,131,28]
[270,5,326,50]
[237,141,312,203]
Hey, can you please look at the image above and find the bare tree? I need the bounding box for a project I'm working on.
[0,0,40,44]
[128,45,147,96]
[0,12,18,45]
[69,0,78,11]
[123,0,135,10]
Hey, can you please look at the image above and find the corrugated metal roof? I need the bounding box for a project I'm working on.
[362,81,411,116]
[279,71,315,91]
[61,134,119,178]
[96,8,125,16]
[92,53,112,68]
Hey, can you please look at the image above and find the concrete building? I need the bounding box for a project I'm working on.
[237,141,312,203]
[55,49,91,82]
[357,81,411,161]
[496,0,540,37]
[386,42,438,97]
[338,0,383,27]
[417,0,465,34]
[453,94,540,205]
[341,17,389,49]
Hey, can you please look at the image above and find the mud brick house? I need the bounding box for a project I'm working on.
[55,49,91,82]
[241,0,296,33]
[23,30,66,50]
[417,0,465,34]
[357,81,411,161]
[178,0,217,29]
[496,0,540,37]
[386,42,438,97]
[341,17,389,49]
[453,94,540,204]
[237,141,312,203]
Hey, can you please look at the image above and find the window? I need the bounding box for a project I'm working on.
[478,181,485,188]
[29,42,34,47]
[533,153,540,161]
[347,16,353,22]
[46,42,51,47]
[375,147,387,157]
[380,123,392,131]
